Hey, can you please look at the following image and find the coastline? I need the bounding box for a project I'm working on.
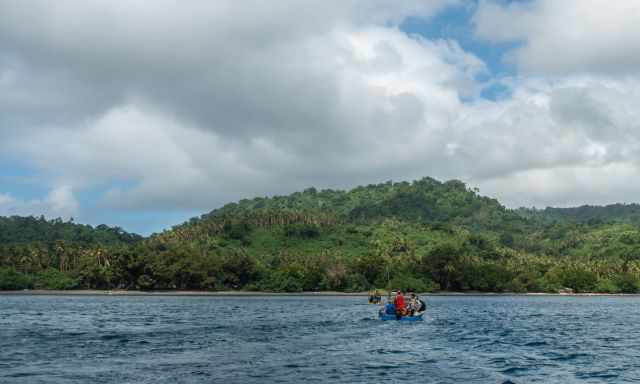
[2,289,640,297]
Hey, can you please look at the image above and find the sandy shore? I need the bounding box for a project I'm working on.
[2,290,640,297]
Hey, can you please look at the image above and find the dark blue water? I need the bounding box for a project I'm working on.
[1,295,640,383]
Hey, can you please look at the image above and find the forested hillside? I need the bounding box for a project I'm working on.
[2,177,640,293]
[0,216,142,245]
[517,204,640,226]
[0,216,142,290]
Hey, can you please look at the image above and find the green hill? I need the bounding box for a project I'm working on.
[0,216,142,246]
[161,177,530,244]
[2,176,640,293]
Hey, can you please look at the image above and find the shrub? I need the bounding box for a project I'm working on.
[283,224,320,239]
[344,273,370,292]
[614,274,640,293]
[137,274,156,290]
[388,274,438,293]
[222,222,251,243]
[537,274,563,293]
[0,267,33,290]
[560,268,598,292]
[260,270,304,292]
[505,278,527,293]
[34,268,78,290]
[594,279,621,294]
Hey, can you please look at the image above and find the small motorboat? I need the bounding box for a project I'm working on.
[378,308,425,321]
[368,290,382,304]
[378,290,427,321]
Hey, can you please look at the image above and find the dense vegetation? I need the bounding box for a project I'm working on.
[2,177,640,293]
[517,204,640,226]
[0,216,142,245]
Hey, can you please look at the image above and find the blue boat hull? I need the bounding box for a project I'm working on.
[378,310,425,321]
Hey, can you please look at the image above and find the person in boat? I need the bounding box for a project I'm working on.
[418,296,426,312]
[394,290,406,318]
[384,300,395,315]
[383,290,396,315]
[407,293,425,315]
[407,293,417,316]
[408,293,426,315]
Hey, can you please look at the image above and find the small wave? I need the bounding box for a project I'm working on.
[523,341,548,347]
[100,334,130,343]
[365,363,401,370]
[500,366,528,375]
[64,331,87,337]
[575,370,619,379]
[371,348,407,355]
[549,352,589,361]
[5,372,40,378]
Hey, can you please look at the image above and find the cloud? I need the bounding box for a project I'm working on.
[0,186,79,219]
[0,193,15,207]
[463,76,640,174]
[1,0,640,228]
[473,0,640,75]
[476,163,640,208]
[0,1,455,136]
[1,8,487,211]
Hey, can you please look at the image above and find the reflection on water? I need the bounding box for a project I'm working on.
[1,295,640,383]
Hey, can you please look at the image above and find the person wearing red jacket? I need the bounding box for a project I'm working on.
[394,290,406,318]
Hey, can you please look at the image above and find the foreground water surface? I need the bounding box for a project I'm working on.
[1,295,640,383]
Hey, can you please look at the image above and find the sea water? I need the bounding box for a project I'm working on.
[1,295,639,383]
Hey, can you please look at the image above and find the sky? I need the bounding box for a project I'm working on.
[1,0,640,235]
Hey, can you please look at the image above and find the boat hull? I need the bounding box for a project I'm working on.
[378,311,425,321]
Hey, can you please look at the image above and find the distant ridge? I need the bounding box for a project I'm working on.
[0,215,142,246]
[516,203,640,226]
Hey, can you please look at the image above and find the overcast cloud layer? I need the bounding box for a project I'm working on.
[1,0,640,233]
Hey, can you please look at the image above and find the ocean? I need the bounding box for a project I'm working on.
[1,295,639,383]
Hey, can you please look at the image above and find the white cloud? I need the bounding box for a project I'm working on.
[476,163,640,208]
[2,0,640,225]
[3,21,487,211]
[0,193,15,206]
[474,0,640,74]
[0,187,79,219]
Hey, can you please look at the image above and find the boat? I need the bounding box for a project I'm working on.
[368,289,382,304]
[378,308,425,321]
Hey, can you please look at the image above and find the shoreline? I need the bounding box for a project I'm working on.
[2,289,640,297]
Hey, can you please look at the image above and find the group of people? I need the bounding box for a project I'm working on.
[384,289,426,318]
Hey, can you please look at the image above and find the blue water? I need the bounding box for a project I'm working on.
[1,295,640,383]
